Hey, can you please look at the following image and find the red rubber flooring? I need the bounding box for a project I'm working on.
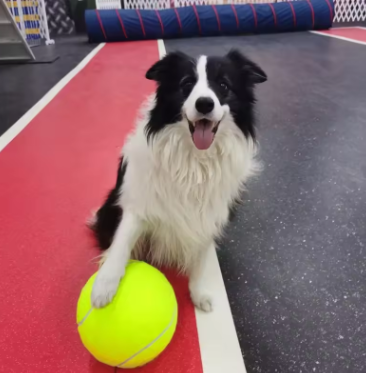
[316,26,366,43]
[0,41,202,373]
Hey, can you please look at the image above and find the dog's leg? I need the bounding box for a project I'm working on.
[91,212,142,308]
[189,243,215,313]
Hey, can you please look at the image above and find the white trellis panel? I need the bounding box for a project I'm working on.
[123,0,171,9]
[334,0,366,22]
[96,0,122,9]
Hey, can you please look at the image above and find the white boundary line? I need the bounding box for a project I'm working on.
[0,43,106,154]
[156,39,247,373]
[196,248,248,373]
[328,26,366,30]
[310,30,366,46]
[157,39,166,59]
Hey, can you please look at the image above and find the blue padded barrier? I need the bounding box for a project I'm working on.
[85,1,334,43]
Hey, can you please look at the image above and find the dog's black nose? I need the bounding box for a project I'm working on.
[195,97,214,115]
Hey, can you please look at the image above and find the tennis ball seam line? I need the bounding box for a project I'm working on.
[116,306,178,368]
[77,307,93,327]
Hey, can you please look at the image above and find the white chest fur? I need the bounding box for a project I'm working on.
[120,100,259,271]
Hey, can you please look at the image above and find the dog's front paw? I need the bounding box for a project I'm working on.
[190,289,214,313]
[91,269,123,308]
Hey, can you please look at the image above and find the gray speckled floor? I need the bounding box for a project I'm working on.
[166,33,366,373]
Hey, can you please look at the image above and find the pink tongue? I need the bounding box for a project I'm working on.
[192,122,214,150]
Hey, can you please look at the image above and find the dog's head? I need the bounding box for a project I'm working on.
[145,50,267,150]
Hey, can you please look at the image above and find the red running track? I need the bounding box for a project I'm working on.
[0,41,203,373]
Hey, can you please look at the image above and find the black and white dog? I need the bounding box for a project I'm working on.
[90,50,266,312]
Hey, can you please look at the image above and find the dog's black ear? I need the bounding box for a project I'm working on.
[146,51,191,82]
[145,59,163,81]
[226,49,267,84]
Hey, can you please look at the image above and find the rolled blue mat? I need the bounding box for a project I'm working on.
[85,1,334,43]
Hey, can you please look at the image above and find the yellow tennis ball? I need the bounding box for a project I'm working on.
[76,261,178,369]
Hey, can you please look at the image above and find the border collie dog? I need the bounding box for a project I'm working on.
[90,50,267,312]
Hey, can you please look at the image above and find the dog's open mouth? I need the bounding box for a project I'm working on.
[189,119,219,150]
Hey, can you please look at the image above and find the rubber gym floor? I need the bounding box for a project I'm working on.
[1,27,366,373]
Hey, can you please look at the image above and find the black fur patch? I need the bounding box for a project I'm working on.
[145,51,196,141]
[205,50,267,139]
[92,158,126,250]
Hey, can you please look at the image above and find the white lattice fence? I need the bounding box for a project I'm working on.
[96,0,122,9]
[121,0,366,22]
[123,0,171,9]
[122,0,270,7]
[334,0,366,22]
[174,0,222,5]
[174,0,269,5]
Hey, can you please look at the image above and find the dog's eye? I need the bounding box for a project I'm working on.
[180,77,196,96]
[220,81,229,91]
[180,77,195,89]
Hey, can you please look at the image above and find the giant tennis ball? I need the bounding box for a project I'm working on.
[76,261,178,368]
